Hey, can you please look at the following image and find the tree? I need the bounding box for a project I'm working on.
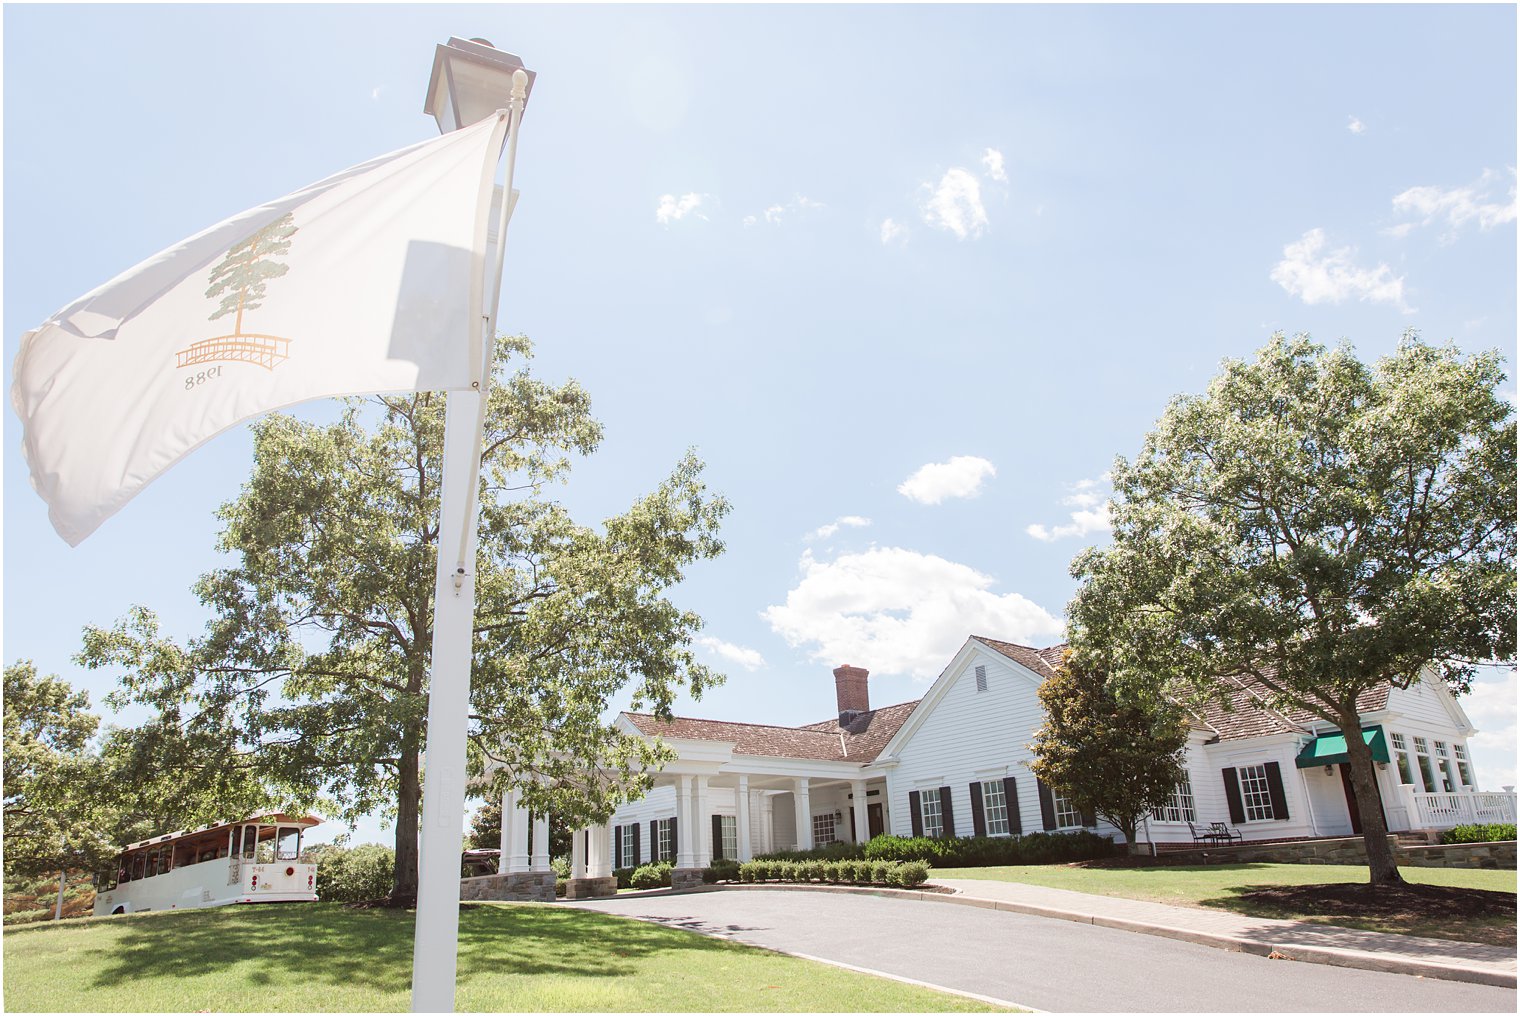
[2,663,113,881]
[205,212,297,333]
[82,335,729,902]
[1029,656,1190,853]
[467,798,570,860]
[1067,333,1516,884]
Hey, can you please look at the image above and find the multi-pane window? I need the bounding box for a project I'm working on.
[919,792,944,838]
[1053,791,1084,829]
[1390,733,1415,785]
[1412,737,1438,792]
[1434,741,1456,792]
[720,815,738,858]
[657,818,673,862]
[1155,776,1197,824]
[974,665,988,693]
[1238,764,1276,821]
[980,781,1010,835]
[618,825,636,868]
[1454,744,1474,787]
[811,813,836,846]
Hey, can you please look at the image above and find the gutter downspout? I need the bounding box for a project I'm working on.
[1295,738,1321,836]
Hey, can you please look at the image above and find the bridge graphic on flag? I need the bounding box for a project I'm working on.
[176,334,292,370]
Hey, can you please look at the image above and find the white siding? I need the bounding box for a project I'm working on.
[1197,735,1320,840]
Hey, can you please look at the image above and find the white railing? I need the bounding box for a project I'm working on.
[1409,790,1516,828]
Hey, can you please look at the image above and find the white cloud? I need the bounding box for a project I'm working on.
[880,218,908,245]
[981,147,1008,182]
[1463,671,1517,790]
[1347,115,1366,135]
[695,636,766,672]
[1027,476,1114,543]
[897,456,996,504]
[763,204,785,224]
[371,86,385,101]
[656,192,709,225]
[746,195,824,227]
[1390,169,1518,237]
[921,168,989,240]
[1270,228,1411,312]
[761,547,1063,679]
[809,515,872,541]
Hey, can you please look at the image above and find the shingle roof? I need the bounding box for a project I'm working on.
[1196,676,1393,741]
[971,636,1067,680]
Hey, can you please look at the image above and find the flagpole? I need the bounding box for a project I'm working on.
[411,68,529,1015]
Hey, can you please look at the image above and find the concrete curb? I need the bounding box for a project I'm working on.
[656,882,1517,989]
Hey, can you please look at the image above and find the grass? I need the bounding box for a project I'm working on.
[2,902,1006,1013]
[939,862,1517,946]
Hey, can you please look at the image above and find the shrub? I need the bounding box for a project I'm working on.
[613,867,634,890]
[862,831,1116,868]
[705,857,741,883]
[893,861,929,887]
[754,841,865,862]
[630,864,668,890]
[1441,823,1517,845]
[312,843,395,903]
[550,856,571,879]
[735,858,927,889]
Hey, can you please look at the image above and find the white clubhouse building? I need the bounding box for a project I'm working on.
[505,636,1513,888]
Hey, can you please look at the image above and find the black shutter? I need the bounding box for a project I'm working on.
[970,782,986,836]
[1264,761,1290,820]
[939,786,956,838]
[712,814,724,860]
[650,820,660,862]
[612,825,622,867]
[1222,768,1245,824]
[632,822,641,865]
[1081,806,1097,828]
[1003,777,1022,835]
[669,818,678,863]
[1037,779,1057,831]
[909,790,923,836]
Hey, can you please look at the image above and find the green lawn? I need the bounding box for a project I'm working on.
[3,902,1005,1013]
[939,863,1516,945]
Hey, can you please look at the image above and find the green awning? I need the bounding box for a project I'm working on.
[1295,725,1390,768]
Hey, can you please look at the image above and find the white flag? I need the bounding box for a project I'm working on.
[12,113,512,546]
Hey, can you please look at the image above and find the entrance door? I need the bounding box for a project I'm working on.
[868,803,885,839]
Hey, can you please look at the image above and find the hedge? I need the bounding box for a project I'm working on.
[1440,823,1517,845]
[630,862,674,890]
[738,858,928,888]
[862,830,1116,867]
[755,842,866,862]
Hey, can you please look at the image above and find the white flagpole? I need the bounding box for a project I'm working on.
[411,68,529,1015]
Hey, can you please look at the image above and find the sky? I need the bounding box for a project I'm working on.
[5,5,1516,848]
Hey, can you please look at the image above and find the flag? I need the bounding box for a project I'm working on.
[12,112,512,546]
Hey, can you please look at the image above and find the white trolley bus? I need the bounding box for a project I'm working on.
[93,813,320,915]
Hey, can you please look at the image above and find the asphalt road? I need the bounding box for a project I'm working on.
[566,889,1518,1012]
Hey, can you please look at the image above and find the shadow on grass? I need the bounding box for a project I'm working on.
[8,901,747,996]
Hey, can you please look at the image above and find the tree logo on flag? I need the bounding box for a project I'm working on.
[175,213,299,372]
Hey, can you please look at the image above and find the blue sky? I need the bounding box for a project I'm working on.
[5,5,1516,847]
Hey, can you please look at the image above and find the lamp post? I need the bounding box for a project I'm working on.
[411,37,533,1014]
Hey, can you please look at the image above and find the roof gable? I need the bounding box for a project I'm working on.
[622,698,920,764]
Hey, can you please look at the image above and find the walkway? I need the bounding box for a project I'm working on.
[566,889,1518,1012]
[932,876,1516,987]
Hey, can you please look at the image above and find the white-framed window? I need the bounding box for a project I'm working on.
[1155,775,1196,824]
[919,792,944,838]
[1434,741,1456,792]
[657,818,673,862]
[1412,736,1438,793]
[720,815,738,857]
[1389,732,1416,785]
[980,780,1010,836]
[618,825,636,868]
[974,664,988,693]
[1454,744,1474,787]
[1053,791,1084,829]
[1238,764,1277,821]
[811,812,836,846]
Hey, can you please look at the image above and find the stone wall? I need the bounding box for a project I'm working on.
[670,867,706,891]
[1155,836,1517,869]
[561,876,617,900]
[459,871,556,903]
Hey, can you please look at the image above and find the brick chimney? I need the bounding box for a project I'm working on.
[834,664,870,726]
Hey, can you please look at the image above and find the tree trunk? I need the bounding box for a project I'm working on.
[1339,710,1403,886]
[1120,819,1143,855]
[392,733,421,903]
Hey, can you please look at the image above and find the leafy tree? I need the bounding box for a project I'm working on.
[466,798,570,859]
[82,335,729,902]
[2,663,112,881]
[1029,656,1189,853]
[1067,333,1516,884]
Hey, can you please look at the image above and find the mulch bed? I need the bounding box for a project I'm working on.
[1230,881,1515,923]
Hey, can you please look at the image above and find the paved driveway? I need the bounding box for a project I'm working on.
[566,889,1518,1012]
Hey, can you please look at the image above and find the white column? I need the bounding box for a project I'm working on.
[675,775,695,868]
[587,823,609,878]
[851,780,870,844]
[760,794,774,854]
[537,805,552,871]
[693,776,712,867]
[498,786,513,864]
[570,827,587,879]
[736,775,753,862]
[506,792,530,874]
[794,777,813,851]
